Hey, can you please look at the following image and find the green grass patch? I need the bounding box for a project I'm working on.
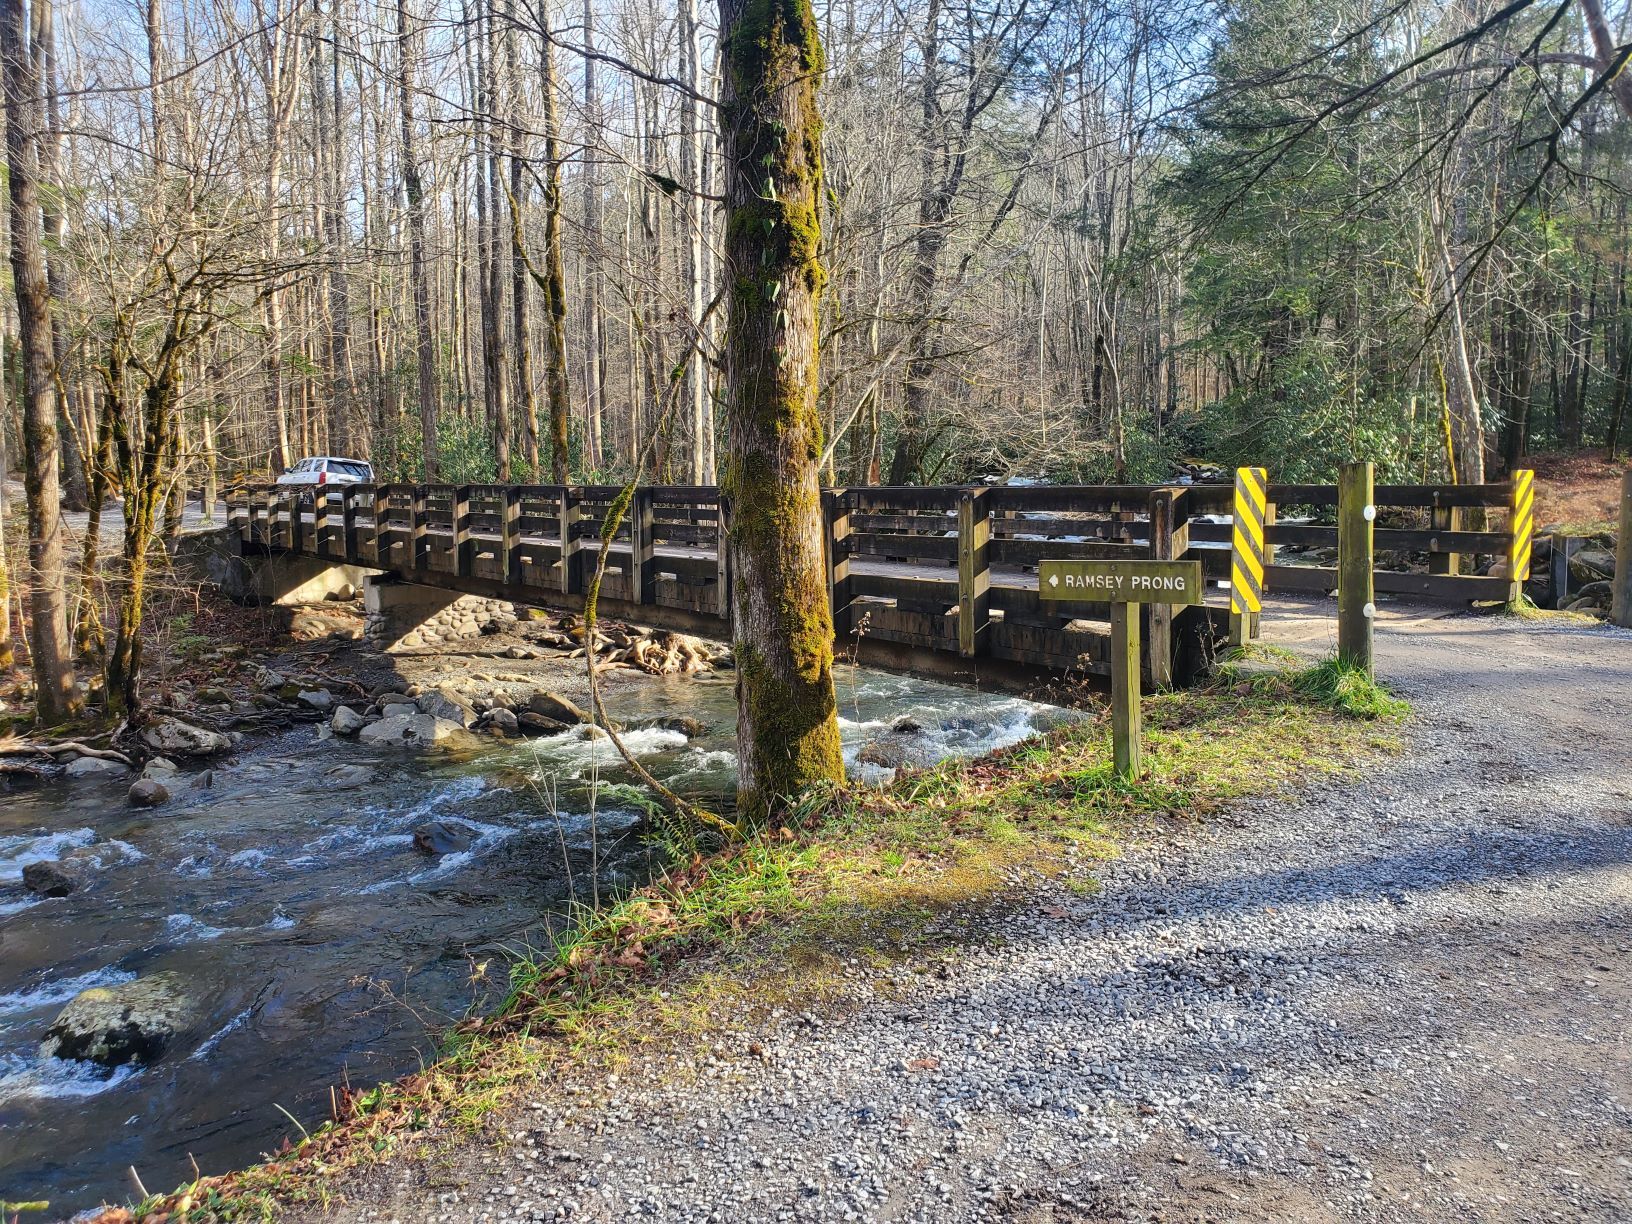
[1488,595,1603,625]
[115,659,1404,1223]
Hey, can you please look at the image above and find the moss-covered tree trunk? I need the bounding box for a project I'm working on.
[718,0,843,824]
[2,0,81,723]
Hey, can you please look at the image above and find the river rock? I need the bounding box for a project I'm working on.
[141,757,179,782]
[1575,580,1614,604]
[40,971,197,1068]
[142,718,232,759]
[417,689,475,727]
[516,711,570,736]
[297,688,335,713]
[64,755,128,779]
[127,779,170,808]
[357,712,472,749]
[324,763,375,789]
[412,819,479,855]
[890,716,924,735]
[527,691,590,724]
[1568,548,1616,586]
[483,707,519,736]
[330,705,365,735]
[376,692,416,712]
[22,859,80,897]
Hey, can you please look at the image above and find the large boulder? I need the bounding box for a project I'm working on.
[1569,548,1616,586]
[40,972,198,1068]
[482,707,519,736]
[417,689,475,727]
[412,819,479,855]
[141,718,232,759]
[296,688,335,713]
[357,712,473,749]
[22,859,80,897]
[527,691,590,725]
[64,755,128,779]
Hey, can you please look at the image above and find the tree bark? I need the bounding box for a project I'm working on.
[718,0,844,823]
[397,0,440,478]
[2,0,80,722]
[539,6,572,482]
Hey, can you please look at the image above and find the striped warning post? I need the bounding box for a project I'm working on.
[1509,469,1535,583]
[1231,466,1268,614]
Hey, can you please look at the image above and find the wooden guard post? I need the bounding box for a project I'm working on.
[1337,461,1376,676]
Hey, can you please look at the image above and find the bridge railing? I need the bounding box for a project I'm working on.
[226,474,1533,680]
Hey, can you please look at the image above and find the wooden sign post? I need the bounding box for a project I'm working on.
[1040,558,1204,780]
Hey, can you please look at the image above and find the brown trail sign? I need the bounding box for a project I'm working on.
[1039,558,1203,780]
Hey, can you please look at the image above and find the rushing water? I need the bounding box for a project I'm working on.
[0,666,1066,1214]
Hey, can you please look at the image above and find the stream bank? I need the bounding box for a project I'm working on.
[1,591,1075,1216]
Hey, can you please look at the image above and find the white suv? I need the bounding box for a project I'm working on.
[275,457,374,490]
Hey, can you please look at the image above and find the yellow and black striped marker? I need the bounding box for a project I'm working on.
[1510,469,1535,582]
[1231,466,1268,614]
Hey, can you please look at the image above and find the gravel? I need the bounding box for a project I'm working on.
[308,599,1632,1223]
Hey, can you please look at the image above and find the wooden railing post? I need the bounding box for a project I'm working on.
[1337,461,1375,676]
[279,489,295,551]
[313,485,331,558]
[630,488,655,604]
[1612,469,1632,628]
[341,486,359,562]
[1145,488,1177,687]
[262,487,277,548]
[1508,468,1534,604]
[824,489,851,638]
[501,486,521,586]
[1428,499,1461,576]
[558,487,579,595]
[453,485,474,576]
[410,485,428,571]
[956,486,989,658]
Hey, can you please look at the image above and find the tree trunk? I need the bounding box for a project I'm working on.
[398,0,440,478]
[2,0,80,722]
[718,0,844,823]
[580,0,604,470]
[539,7,572,482]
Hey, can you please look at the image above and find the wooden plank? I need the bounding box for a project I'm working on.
[988,537,1144,567]
[824,489,851,635]
[849,573,960,608]
[957,487,990,657]
[848,531,958,561]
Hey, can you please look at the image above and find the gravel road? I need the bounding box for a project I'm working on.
[317,599,1632,1223]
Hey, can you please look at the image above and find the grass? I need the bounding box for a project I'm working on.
[1489,594,1604,625]
[107,655,1406,1224]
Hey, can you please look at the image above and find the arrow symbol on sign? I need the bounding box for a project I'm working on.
[1047,573,1059,587]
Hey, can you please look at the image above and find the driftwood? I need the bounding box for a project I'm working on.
[0,735,135,767]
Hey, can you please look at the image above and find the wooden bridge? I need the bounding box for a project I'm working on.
[226,477,1531,686]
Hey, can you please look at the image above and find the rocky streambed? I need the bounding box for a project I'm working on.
[0,609,1074,1216]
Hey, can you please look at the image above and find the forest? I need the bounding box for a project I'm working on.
[0,0,1628,739]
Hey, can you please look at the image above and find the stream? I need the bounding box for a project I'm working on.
[0,665,1067,1214]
